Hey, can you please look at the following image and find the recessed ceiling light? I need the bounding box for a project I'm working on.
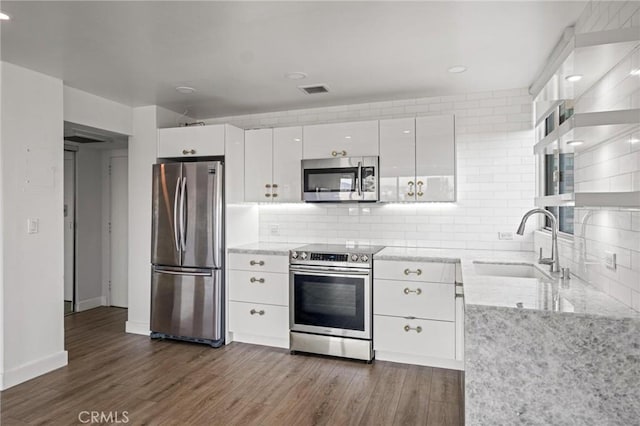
[565,74,583,82]
[630,69,640,76]
[629,137,639,144]
[566,140,583,146]
[175,86,196,94]
[0,11,10,20]
[285,72,307,80]
[345,136,352,139]
[402,130,411,134]
[294,138,301,142]
[447,65,467,74]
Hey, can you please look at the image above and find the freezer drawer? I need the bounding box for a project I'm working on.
[151,267,223,345]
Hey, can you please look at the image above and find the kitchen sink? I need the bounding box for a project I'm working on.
[473,262,551,280]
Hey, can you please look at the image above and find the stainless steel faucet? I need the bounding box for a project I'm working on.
[516,208,560,273]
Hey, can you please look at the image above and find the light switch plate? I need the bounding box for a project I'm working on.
[27,218,39,234]
[604,251,616,270]
[498,232,513,240]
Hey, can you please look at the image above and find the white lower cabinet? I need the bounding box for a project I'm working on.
[228,252,289,348]
[373,259,463,370]
[229,301,289,341]
[374,315,454,360]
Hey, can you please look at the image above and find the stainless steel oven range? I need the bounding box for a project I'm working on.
[289,244,384,361]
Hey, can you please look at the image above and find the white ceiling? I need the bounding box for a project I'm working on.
[1,1,587,119]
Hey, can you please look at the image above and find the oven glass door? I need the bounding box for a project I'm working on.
[303,167,359,194]
[291,268,371,339]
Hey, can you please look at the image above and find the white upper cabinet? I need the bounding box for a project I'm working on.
[379,117,417,202]
[302,120,379,159]
[380,115,455,202]
[157,124,225,158]
[272,127,303,202]
[245,127,302,202]
[245,129,274,202]
[416,115,456,202]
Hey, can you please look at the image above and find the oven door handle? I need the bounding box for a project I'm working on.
[290,265,371,275]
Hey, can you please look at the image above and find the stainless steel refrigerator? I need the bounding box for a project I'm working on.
[150,160,224,347]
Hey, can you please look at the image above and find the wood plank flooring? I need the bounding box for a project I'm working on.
[0,307,463,425]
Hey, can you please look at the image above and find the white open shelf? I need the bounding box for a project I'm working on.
[575,191,640,208]
[531,27,640,103]
[534,108,640,154]
[535,194,575,208]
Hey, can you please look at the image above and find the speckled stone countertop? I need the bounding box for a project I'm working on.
[375,247,639,320]
[375,247,640,425]
[227,242,303,256]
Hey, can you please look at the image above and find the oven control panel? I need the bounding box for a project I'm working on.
[290,250,371,265]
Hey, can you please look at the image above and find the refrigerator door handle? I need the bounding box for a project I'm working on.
[213,162,223,268]
[179,176,187,252]
[154,268,212,277]
[173,176,181,253]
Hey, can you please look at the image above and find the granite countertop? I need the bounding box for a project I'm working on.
[375,247,639,320]
[227,242,303,256]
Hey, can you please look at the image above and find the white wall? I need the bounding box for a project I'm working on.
[126,106,185,335]
[205,88,536,251]
[74,147,105,310]
[0,62,67,389]
[536,0,640,312]
[64,86,133,136]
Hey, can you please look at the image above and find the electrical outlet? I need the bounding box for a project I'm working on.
[498,232,513,240]
[604,251,616,270]
[270,224,280,236]
[27,218,39,234]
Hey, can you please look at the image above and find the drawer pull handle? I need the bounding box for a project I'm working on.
[182,149,196,155]
[403,287,422,295]
[250,309,265,316]
[404,325,422,333]
[250,260,265,266]
[250,277,265,283]
[404,268,422,276]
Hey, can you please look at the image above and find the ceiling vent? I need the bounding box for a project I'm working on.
[298,84,329,95]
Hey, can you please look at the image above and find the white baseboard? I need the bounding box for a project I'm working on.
[228,332,289,349]
[76,296,107,312]
[125,321,150,336]
[375,350,464,371]
[1,350,68,390]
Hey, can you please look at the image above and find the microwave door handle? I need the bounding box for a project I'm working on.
[357,161,362,196]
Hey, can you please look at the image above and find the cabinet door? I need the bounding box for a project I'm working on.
[303,120,379,159]
[244,129,274,202]
[157,125,225,158]
[379,118,416,202]
[415,115,455,201]
[272,126,303,202]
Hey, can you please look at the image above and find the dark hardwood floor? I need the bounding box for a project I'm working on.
[0,307,463,425]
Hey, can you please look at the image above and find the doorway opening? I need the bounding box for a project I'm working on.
[63,121,129,316]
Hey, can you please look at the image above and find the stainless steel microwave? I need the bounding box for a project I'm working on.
[302,156,379,202]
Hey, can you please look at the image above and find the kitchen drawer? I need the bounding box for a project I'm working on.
[228,253,289,274]
[374,260,455,283]
[374,279,454,322]
[229,301,289,340]
[374,315,454,360]
[229,270,288,306]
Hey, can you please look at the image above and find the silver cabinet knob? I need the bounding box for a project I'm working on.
[404,325,422,333]
[249,260,265,266]
[331,150,338,157]
[340,150,347,156]
[250,277,265,283]
[272,193,278,198]
[182,149,196,155]
[407,181,415,197]
[272,184,278,188]
[403,268,422,276]
[265,193,271,197]
[265,184,272,188]
[417,181,424,197]
[250,309,265,316]
[403,287,422,295]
